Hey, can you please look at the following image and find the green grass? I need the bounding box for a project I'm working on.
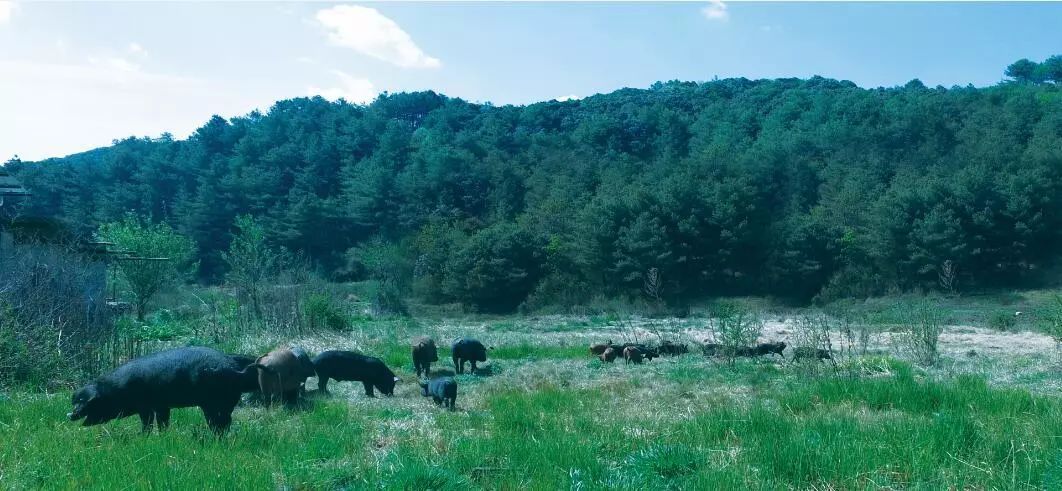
[2,362,1059,489]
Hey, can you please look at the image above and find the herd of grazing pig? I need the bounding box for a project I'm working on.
[590,338,829,363]
[66,332,817,435]
[67,337,488,434]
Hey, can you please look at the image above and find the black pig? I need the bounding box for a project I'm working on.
[69,347,251,433]
[452,338,488,374]
[311,350,399,397]
[419,377,457,410]
[753,342,787,358]
[412,336,439,377]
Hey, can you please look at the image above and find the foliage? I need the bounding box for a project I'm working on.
[1038,294,1062,359]
[986,309,1017,331]
[222,214,288,319]
[441,222,545,312]
[0,242,114,389]
[301,293,349,331]
[97,215,196,320]
[894,298,946,366]
[11,59,1062,311]
[349,238,411,315]
[706,300,762,362]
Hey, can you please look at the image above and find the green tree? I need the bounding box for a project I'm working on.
[1035,55,1062,84]
[1005,58,1040,83]
[222,215,286,319]
[350,237,412,315]
[443,222,545,312]
[98,215,196,320]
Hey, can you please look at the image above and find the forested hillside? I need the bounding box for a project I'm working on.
[8,64,1062,310]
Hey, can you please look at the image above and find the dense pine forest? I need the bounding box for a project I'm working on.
[7,60,1062,311]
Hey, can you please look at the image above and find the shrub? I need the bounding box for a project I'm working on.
[302,293,349,331]
[986,309,1017,331]
[895,298,945,366]
[706,301,762,363]
[1038,294,1062,362]
[793,313,836,368]
[0,241,115,388]
[97,214,197,321]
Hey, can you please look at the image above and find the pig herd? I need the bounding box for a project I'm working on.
[590,338,830,363]
[68,337,488,434]
[67,333,817,435]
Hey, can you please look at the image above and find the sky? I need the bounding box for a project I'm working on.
[1,1,1060,162]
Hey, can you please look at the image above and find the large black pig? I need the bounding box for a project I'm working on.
[451,338,488,374]
[69,347,252,434]
[311,350,399,397]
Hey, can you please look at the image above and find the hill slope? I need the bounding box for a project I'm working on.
[7,77,1062,308]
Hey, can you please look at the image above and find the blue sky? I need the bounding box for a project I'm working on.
[1,1,1060,161]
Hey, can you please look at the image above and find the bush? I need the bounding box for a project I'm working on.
[793,313,836,368]
[369,281,408,316]
[1038,295,1062,361]
[895,299,945,366]
[706,301,762,363]
[302,293,349,331]
[0,242,115,388]
[986,309,1017,331]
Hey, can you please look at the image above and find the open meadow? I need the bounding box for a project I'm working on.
[2,293,1061,490]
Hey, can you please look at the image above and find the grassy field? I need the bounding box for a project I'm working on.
[2,303,1062,489]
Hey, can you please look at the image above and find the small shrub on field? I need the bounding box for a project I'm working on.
[986,309,1017,331]
[792,313,837,372]
[302,293,349,331]
[706,301,762,363]
[368,280,408,316]
[1038,295,1062,361]
[893,298,946,366]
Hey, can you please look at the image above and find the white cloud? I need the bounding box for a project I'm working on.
[296,56,317,65]
[307,70,377,104]
[701,1,729,22]
[315,5,440,69]
[554,94,580,102]
[0,1,17,25]
[87,56,141,74]
[0,58,284,161]
[127,42,149,57]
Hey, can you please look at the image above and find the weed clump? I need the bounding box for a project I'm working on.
[895,298,945,366]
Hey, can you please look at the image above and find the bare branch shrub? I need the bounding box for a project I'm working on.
[793,313,837,371]
[938,259,957,296]
[706,301,762,364]
[894,298,945,366]
[0,240,114,387]
[1038,294,1062,364]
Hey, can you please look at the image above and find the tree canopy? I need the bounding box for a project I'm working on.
[9,57,1062,309]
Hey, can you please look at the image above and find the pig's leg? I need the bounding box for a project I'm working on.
[453,356,462,374]
[155,407,171,430]
[363,381,375,397]
[202,407,232,435]
[138,410,154,432]
[318,376,329,393]
[470,360,478,374]
[432,396,442,406]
